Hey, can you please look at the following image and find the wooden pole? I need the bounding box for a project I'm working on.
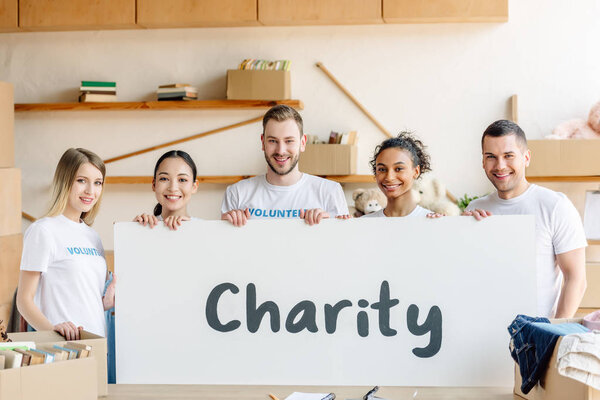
[22,211,36,222]
[104,115,263,164]
[316,62,392,138]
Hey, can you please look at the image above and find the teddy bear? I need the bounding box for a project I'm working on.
[411,175,461,216]
[547,101,600,139]
[351,188,387,217]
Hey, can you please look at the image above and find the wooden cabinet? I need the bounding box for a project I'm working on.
[0,0,18,32]
[137,0,258,28]
[19,0,137,31]
[383,0,508,23]
[259,0,383,26]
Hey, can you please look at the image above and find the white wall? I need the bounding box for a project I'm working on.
[3,0,600,249]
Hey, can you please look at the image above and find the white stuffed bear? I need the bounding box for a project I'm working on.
[412,175,460,216]
[547,101,600,139]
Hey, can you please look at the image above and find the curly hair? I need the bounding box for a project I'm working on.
[369,131,432,176]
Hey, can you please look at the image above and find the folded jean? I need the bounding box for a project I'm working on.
[508,314,590,394]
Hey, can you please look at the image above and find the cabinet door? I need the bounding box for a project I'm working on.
[259,0,382,26]
[137,0,258,28]
[20,0,137,31]
[383,0,508,23]
[0,0,18,32]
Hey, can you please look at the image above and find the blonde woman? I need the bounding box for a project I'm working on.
[17,148,115,340]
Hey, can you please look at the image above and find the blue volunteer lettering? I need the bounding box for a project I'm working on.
[247,208,303,218]
[67,247,102,256]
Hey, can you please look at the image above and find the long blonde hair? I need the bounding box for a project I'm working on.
[46,148,106,225]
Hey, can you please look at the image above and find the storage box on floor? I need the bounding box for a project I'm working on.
[226,70,291,100]
[300,144,357,175]
[1,330,107,400]
[514,318,600,400]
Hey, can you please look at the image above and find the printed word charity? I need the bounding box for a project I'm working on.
[205,280,442,358]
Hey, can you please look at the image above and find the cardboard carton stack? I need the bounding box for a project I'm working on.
[0,82,22,328]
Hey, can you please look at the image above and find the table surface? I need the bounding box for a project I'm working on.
[106,385,519,399]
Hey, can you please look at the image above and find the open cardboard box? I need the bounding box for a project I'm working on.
[226,69,291,100]
[300,144,357,175]
[6,330,107,397]
[514,318,600,400]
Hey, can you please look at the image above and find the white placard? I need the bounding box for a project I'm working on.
[115,216,536,386]
[584,191,600,240]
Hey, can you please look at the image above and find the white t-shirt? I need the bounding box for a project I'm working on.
[361,205,432,218]
[467,184,587,317]
[221,174,349,218]
[20,215,107,336]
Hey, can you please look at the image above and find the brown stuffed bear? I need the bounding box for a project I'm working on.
[352,188,387,218]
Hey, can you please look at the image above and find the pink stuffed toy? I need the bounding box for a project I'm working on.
[547,101,600,139]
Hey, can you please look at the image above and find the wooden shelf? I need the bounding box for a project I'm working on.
[589,240,600,246]
[14,99,304,112]
[527,176,600,182]
[105,174,375,185]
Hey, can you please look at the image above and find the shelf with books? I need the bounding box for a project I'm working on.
[14,99,304,112]
[104,174,375,185]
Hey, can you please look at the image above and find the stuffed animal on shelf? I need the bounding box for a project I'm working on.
[351,188,387,217]
[547,101,600,139]
[0,319,11,342]
[412,175,461,216]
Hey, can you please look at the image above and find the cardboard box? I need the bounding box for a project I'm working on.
[8,330,108,397]
[226,70,291,100]
[0,82,14,168]
[527,140,600,177]
[0,168,21,236]
[0,357,97,400]
[581,263,600,308]
[300,144,357,175]
[513,318,600,400]
[0,234,22,306]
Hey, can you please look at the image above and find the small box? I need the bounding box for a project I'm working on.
[527,140,600,177]
[226,70,291,100]
[0,234,22,306]
[0,168,21,236]
[513,318,600,400]
[0,82,14,168]
[8,330,108,397]
[0,357,97,400]
[580,263,600,308]
[300,144,357,175]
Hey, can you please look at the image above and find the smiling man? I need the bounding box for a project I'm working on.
[465,120,587,318]
[221,105,349,227]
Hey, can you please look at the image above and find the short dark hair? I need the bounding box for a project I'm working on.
[369,131,431,176]
[481,120,527,149]
[152,150,197,216]
[262,105,303,136]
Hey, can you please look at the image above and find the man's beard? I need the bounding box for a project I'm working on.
[265,153,299,176]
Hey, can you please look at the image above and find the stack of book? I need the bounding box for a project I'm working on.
[79,81,117,102]
[327,131,358,145]
[156,83,198,101]
[0,340,92,367]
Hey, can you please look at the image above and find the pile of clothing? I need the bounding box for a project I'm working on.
[509,312,600,394]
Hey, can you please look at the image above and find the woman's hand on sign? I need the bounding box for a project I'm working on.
[54,321,82,340]
[222,208,250,227]
[301,208,330,225]
[133,213,159,228]
[335,214,352,220]
[462,209,492,221]
[163,215,190,231]
[426,212,445,219]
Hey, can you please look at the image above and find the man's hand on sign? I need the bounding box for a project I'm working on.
[462,209,492,221]
[300,208,330,225]
[221,208,251,227]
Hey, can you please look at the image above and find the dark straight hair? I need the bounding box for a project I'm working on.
[481,120,528,149]
[153,150,198,217]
